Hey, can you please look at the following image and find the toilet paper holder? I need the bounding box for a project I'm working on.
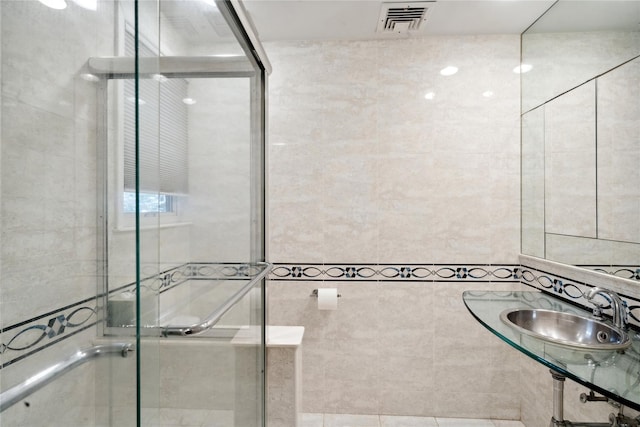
[310,289,342,298]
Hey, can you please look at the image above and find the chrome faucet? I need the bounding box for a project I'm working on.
[586,287,628,330]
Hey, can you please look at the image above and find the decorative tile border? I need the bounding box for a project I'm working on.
[0,299,98,369]
[188,262,267,281]
[272,261,640,330]
[4,259,635,368]
[270,263,521,282]
[0,262,265,369]
[115,262,257,296]
[519,264,640,329]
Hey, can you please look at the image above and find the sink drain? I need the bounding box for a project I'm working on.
[597,330,610,343]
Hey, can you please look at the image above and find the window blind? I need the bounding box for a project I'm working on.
[123,31,189,195]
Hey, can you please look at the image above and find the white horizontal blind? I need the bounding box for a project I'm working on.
[123,31,189,195]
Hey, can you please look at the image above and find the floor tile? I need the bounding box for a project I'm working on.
[297,413,524,427]
[436,418,495,427]
[301,413,324,427]
[380,415,439,426]
[324,414,381,427]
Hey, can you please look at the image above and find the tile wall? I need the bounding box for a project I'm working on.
[186,77,252,263]
[265,36,523,419]
[267,36,521,265]
[0,0,114,328]
[0,1,116,425]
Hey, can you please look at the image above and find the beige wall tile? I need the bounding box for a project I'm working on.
[267,35,521,266]
[268,278,523,418]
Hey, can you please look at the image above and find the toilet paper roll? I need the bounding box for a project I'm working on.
[317,288,338,310]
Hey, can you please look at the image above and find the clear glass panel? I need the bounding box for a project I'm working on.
[0,0,266,424]
[134,1,266,426]
[464,290,640,411]
[0,0,130,425]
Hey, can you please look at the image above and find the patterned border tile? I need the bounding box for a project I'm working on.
[5,259,634,368]
[0,301,98,369]
[0,262,265,369]
[270,263,521,282]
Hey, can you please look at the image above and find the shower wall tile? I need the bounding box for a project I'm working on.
[2,2,114,120]
[186,78,252,263]
[0,328,100,427]
[158,342,237,410]
[0,3,138,426]
[2,9,75,119]
[0,104,99,323]
[154,408,233,427]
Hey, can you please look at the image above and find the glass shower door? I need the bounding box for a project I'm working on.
[132,71,266,427]
[0,0,267,425]
[0,1,133,426]
[97,1,268,426]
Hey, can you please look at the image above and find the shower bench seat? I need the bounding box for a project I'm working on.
[233,325,305,427]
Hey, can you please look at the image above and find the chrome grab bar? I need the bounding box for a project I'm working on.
[163,262,272,337]
[0,342,134,413]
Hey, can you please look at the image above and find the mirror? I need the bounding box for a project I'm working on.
[521,0,640,280]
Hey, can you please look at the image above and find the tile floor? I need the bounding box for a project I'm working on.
[301,414,526,427]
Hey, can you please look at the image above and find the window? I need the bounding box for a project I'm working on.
[116,28,189,228]
[123,192,174,214]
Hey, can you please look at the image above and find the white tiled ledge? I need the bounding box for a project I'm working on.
[267,325,305,347]
[519,254,640,299]
[114,222,193,232]
[230,325,305,347]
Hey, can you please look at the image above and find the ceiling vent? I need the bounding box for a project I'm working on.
[376,2,433,34]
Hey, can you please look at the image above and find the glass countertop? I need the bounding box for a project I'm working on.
[463,290,640,411]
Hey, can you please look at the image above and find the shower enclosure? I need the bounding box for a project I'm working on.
[0,0,270,426]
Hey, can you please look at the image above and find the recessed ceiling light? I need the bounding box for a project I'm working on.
[424,91,436,100]
[80,73,99,82]
[201,0,218,10]
[482,91,494,98]
[39,0,67,9]
[72,0,97,10]
[513,64,533,74]
[152,74,168,83]
[182,98,197,105]
[126,97,146,105]
[440,66,458,76]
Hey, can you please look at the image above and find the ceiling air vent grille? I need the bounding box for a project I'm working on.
[377,2,433,34]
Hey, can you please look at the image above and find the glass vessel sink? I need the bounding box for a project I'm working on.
[463,290,640,412]
[500,308,631,351]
